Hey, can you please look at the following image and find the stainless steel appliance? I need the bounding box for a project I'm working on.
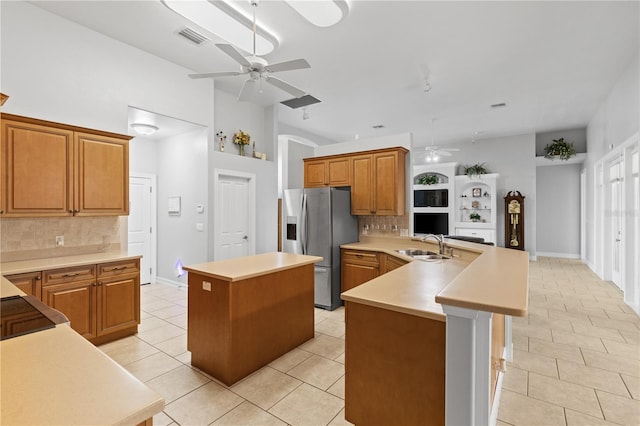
[283,187,358,310]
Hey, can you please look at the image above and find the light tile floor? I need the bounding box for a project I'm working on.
[98,257,639,425]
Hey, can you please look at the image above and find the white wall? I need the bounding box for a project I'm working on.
[214,88,266,157]
[536,164,581,257]
[129,137,158,175]
[156,129,209,284]
[435,134,537,256]
[316,132,412,156]
[586,56,640,267]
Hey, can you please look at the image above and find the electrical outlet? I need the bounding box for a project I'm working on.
[202,281,211,291]
[55,235,64,247]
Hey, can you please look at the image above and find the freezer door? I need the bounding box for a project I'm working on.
[282,189,303,255]
[314,266,332,309]
[304,188,332,267]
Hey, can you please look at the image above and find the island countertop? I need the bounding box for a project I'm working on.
[340,236,528,320]
[183,252,323,282]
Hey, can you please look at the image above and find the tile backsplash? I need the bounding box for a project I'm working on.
[358,214,409,238]
[0,216,123,262]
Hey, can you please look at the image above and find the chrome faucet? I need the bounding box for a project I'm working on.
[421,234,445,255]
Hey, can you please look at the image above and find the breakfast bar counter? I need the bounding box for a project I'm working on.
[183,252,322,385]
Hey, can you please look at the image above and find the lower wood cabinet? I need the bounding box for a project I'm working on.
[383,254,409,273]
[341,249,380,292]
[18,259,140,345]
[4,271,42,299]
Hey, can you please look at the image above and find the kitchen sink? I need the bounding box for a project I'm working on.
[395,249,449,260]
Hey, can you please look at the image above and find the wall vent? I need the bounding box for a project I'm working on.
[178,26,209,45]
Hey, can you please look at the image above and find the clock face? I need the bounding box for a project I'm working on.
[508,200,521,214]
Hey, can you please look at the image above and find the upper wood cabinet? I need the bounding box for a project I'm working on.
[351,148,407,216]
[303,156,350,188]
[1,114,131,217]
[303,147,407,216]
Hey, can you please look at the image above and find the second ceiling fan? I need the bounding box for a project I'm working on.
[188,0,310,101]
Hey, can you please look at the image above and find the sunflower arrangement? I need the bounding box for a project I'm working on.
[233,130,251,155]
[233,130,251,146]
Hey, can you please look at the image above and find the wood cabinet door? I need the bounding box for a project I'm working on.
[342,262,378,292]
[384,255,408,273]
[75,132,129,215]
[303,159,327,188]
[351,154,373,215]
[98,274,139,336]
[327,157,350,186]
[373,151,402,215]
[5,271,42,299]
[1,120,74,216]
[42,280,97,339]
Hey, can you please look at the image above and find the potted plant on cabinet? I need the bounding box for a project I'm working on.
[469,211,481,222]
[543,138,576,160]
[463,163,489,178]
[417,174,439,185]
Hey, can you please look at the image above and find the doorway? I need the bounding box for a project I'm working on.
[609,159,623,289]
[128,174,156,284]
[213,169,256,261]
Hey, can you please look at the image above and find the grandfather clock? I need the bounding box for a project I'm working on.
[504,191,525,250]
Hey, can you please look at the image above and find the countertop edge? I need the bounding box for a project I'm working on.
[183,253,323,282]
[1,251,143,275]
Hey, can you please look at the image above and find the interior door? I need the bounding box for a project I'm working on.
[216,174,253,260]
[128,176,153,284]
[610,160,623,289]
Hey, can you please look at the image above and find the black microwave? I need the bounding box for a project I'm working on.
[414,189,448,207]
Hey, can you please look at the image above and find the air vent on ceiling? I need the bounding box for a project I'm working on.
[178,26,209,45]
[280,95,322,109]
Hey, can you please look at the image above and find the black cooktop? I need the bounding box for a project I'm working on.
[0,296,56,340]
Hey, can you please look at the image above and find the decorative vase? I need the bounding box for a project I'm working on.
[238,144,245,156]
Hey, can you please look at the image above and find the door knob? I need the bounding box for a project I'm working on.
[243,235,248,240]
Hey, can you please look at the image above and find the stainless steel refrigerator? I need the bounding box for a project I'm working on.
[283,187,358,310]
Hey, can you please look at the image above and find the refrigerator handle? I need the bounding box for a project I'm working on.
[301,193,308,255]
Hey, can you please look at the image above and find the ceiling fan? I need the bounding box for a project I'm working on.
[188,0,310,102]
[421,118,459,162]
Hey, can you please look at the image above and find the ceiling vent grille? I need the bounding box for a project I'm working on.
[178,26,209,45]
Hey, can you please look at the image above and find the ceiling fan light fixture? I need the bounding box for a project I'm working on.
[284,0,349,27]
[161,0,278,55]
[131,123,159,136]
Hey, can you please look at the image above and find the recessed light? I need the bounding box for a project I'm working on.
[372,125,385,129]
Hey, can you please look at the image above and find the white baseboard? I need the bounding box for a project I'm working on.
[155,276,187,289]
[536,252,580,259]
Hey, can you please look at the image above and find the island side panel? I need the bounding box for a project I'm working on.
[491,313,505,403]
[228,263,315,384]
[345,301,446,425]
[187,272,232,382]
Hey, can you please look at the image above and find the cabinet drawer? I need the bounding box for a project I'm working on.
[342,250,379,266]
[455,228,495,243]
[98,259,140,278]
[43,265,96,286]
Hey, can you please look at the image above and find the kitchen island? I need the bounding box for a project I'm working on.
[183,252,322,386]
[0,277,164,425]
[340,237,529,426]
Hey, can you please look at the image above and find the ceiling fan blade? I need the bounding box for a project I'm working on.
[188,71,244,79]
[216,43,251,67]
[238,79,256,102]
[265,76,306,98]
[264,58,311,73]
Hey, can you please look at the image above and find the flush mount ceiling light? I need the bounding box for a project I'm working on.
[162,0,279,55]
[131,123,159,136]
[284,0,350,27]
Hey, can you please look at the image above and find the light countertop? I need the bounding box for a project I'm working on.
[0,324,164,425]
[1,251,142,275]
[340,236,528,320]
[184,252,323,282]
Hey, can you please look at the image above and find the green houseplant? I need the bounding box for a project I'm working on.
[463,163,489,177]
[418,174,439,185]
[469,211,482,222]
[543,138,576,161]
